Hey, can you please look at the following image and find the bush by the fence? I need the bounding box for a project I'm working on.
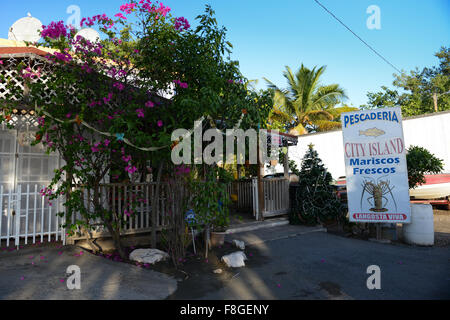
[289,144,346,226]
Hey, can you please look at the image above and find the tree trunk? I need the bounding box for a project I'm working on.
[81,225,102,254]
[93,184,125,258]
[151,161,164,248]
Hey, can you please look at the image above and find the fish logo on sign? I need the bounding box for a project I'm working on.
[359,127,385,137]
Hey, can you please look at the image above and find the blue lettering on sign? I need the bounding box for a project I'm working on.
[343,111,399,128]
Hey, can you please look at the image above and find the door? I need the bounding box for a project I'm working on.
[0,128,61,243]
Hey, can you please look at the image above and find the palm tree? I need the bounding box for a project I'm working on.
[265,64,354,135]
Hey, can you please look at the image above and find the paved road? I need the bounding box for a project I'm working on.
[1,224,448,300]
[0,244,177,300]
[173,225,450,300]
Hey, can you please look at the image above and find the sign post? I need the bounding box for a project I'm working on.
[341,107,411,224]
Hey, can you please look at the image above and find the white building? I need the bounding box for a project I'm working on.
[266,110,450,179]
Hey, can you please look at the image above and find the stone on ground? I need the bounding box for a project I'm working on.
[221,251,247,268]
[129,248,169,264]
[232,239,245,250]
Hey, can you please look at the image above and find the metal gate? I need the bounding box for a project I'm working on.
[232,177,290,219]
[0,126,64,247]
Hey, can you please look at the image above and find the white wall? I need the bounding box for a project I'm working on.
[265,111,450,179]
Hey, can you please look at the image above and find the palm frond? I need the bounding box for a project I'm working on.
[268,108,293,123]
[326,105,359,119]
[305,110,334,121]
[288,123,308,136]
[313,120,342,132]
[263,77,281,91]
[313,84,347,109]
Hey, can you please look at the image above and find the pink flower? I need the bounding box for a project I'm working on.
[156,2,171,16]
[53,52,73,63]
[145,100,154,108]
[103,92,113,104]
[104,139,110,147]
[125,165,137,174]
[113,82,125,91]
[174,17,190,31]
[157,120,163,127]
[122,155,132,163]
[173,79,188,88]
[115,13,127,20]
[136,108,145,118]
[120,3,137,14]
[41,21,67,39]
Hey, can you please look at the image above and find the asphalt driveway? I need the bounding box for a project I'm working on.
[171,226,450,300]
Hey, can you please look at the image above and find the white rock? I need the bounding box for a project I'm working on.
[129,248,169,265]
[232,240,245,250]
[213,268,223,274]
[221,251,247,268]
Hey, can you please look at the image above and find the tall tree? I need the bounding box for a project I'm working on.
[264,64,351,135]
[362,46,450,116]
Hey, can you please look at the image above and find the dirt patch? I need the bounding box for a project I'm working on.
[79,238,271,300]
[166,242,271,299]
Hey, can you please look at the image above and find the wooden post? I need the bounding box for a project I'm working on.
[283,146,289,179]
[376,224,382,240]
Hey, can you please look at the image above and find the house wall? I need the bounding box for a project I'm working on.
[265,111,450,179]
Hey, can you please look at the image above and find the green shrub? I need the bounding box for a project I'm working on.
[289,144,345,225]
[406,146,444,189]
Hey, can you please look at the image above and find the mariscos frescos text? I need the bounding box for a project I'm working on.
[345,137,405,175]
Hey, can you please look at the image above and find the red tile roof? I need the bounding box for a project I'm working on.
[0,47,48,56]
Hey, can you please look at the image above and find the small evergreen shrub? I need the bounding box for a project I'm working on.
[289,144,345,225]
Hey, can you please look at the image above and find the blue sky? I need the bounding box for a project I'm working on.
[1,0,449,107]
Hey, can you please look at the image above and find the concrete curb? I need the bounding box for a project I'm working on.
[226,218,289,234]
[241,227,327,247]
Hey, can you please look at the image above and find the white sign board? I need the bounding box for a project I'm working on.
[341,107,411,223]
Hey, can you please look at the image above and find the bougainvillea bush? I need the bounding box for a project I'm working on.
[0,1,266,258]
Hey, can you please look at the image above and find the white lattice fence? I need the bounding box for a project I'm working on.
[0,53,55,104]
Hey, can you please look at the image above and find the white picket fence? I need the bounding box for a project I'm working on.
[0,184,66,248]
[1,179,290,249]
